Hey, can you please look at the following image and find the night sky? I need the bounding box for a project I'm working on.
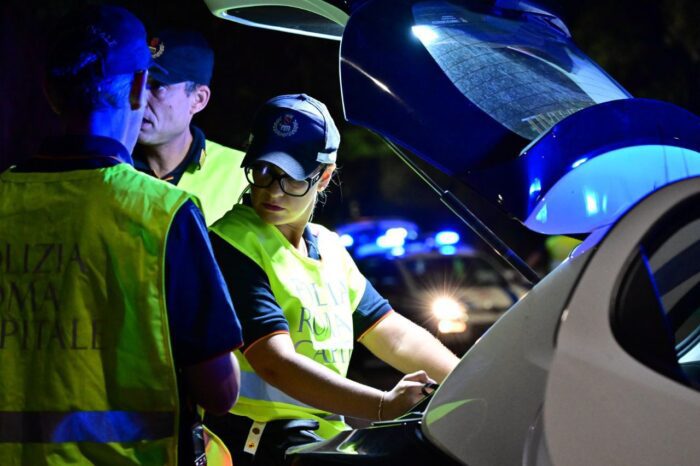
[2,0,698,265]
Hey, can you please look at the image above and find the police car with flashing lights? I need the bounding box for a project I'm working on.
[208,1,700,465]
[337,221,527,355]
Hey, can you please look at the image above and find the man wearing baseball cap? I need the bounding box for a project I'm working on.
[206,94,459,465]
[135,29,247,226]
[0,6,242,465]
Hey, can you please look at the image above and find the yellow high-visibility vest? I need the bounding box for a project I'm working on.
[211,204,366,439]
[177,140,247,226]
[0,164,189,465]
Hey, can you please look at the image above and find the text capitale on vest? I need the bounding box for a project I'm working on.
[287,277,355,368]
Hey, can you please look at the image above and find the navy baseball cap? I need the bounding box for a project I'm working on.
[47,5,152,79]
[148,30,214,85]
[242,94,340,180]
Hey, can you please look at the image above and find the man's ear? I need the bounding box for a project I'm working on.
[129,70,148,111]
[318,164,337,191]
[190,84,211,115]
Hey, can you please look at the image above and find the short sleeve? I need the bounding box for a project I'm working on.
[352,278,393,340]
[164,200,243,366]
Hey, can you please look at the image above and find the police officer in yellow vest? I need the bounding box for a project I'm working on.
[134,29,248,226]
[0,6,243,465]
[545,235,582,271]
[205,94,460,466]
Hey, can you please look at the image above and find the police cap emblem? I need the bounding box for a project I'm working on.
[149,37,165,59]
[272,114,299,137]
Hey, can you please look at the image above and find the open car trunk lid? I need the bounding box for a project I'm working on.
[207,0,700,236]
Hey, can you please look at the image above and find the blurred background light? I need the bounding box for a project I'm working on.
[435,230,460,245]
[340,233,354,247]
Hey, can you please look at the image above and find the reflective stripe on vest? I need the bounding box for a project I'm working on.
[0,411,174,443]
[0,164,187,463]
[177,140,247,226]
[239,371,315,410]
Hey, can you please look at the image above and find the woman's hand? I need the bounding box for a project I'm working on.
[381,370,436,420]
[247,335,438,421]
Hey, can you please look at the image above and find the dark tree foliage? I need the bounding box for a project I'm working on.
[1,0,697,256]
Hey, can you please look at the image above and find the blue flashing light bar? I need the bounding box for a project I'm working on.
[439,245,457,255]
[435,230,460,246]
[356,243,386,259]
[376,227,408,248]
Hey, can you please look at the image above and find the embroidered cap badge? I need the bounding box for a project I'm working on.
[272,114,299,138]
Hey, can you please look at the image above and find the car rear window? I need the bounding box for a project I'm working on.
[411,1,629,140]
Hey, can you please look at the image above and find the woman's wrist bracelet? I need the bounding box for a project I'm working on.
[378,391,386,421]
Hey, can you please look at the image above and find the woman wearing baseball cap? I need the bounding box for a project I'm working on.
[206,94,459,465]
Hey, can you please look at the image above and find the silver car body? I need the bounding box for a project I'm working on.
[427,177,700,465]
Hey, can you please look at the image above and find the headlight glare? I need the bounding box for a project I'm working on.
[431,296,467,320]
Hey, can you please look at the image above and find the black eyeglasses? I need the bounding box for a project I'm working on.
[245,163,325,197]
